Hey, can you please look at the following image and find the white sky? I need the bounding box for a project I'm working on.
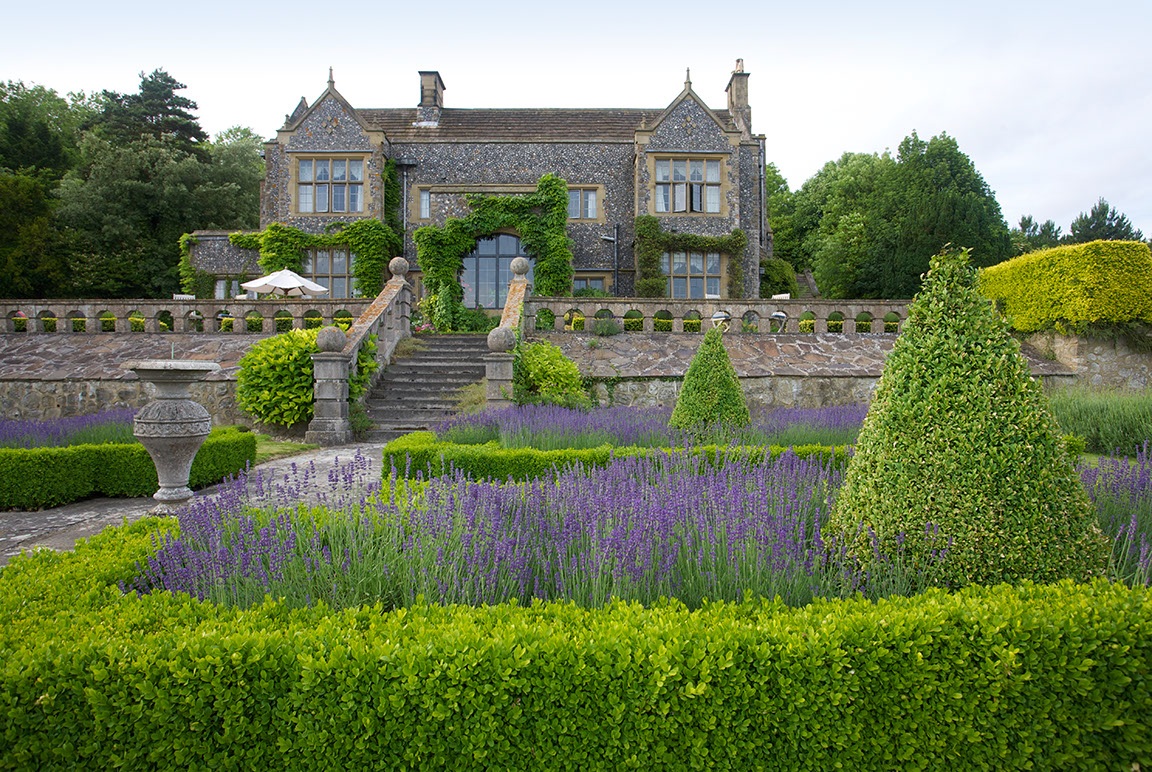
[6,0,1150,235]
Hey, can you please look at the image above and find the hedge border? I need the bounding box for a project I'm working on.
[383,431,849,481]
[0,427,257,510]
[0,521,1148,770]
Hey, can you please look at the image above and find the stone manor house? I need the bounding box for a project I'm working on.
[189,61,769,307]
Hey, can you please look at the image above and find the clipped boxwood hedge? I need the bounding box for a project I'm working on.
[0,427,257,510]
[0,520,1149,770]
[979,239,1152,333]
[383,431,850,481]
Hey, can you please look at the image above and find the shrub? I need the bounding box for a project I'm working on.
[1048,387,1152,456]
[669,324,750,434]
[513,340,591,409]
[979,239,1152,334]
[829,248,1109,588]
[0,427,255,510]
[2,531,1149,772]
[590,317,621,337]
[760,255,800,297]
[236,328,378,428]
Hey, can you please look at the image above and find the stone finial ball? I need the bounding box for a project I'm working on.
[389,257,410,277]
[316,325,347,352]
[487,325,516,352]
[510,256,530,277]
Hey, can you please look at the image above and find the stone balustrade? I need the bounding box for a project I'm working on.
[1,298,373,335]
[524,297,910,334]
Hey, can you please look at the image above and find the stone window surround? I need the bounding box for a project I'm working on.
[573,273,612,294]
[645,153,730,217]
[291,153,370,216]
[566,185,606,223]
[662,250,727,300]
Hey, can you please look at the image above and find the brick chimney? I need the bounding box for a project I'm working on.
[416,71,445,126]
[725,59,751,137]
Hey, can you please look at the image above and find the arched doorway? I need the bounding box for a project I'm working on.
[461,234,532,309]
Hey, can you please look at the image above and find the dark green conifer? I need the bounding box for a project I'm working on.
[829,248,1108,587]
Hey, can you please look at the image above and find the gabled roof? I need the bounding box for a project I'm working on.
[644,77,734,137]
[282,71,373,134]
[356,107,732,142]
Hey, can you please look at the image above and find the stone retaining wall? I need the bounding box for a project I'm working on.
[1025,331,1152,390]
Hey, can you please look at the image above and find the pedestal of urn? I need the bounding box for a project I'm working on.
[125,360,221,514]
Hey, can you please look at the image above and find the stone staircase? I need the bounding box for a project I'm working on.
[362,334,490,442]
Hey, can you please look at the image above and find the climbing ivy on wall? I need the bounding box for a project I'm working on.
[633,215,748,298]
[183,161,405,297]
[177,234,217,298]
[413,174,574,324]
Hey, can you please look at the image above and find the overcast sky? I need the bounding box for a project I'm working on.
[7,0,1150,236]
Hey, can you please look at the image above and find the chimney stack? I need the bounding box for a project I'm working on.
[725,59,751,137]
[416,71,446,126]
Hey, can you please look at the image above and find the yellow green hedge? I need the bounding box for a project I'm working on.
[978,240,1152,332]
[0,521,1149,769]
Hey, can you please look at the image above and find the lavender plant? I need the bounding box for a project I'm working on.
[435,403,866,450]
[129,449,949,611]
[0,409,137,449]
[1080,445,1152,586]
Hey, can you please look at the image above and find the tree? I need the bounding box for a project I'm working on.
[1066,198,1144,243]
[791,133,1012,299]
[0,170,68,297]
[764,162,801,269]
[0,81,93,177]
[669,324,750,436]
[199,126,265,230]
[94,70,209,160]
[829,247,1108,588]
[1010,215,1062,254]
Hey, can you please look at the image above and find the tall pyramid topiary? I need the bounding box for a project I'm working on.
[669,324,750,435]
[828,247,1108,588]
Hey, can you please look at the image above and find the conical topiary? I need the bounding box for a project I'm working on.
[828,247,1108,588]
[669,324,750,435]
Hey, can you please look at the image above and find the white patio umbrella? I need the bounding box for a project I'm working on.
[241,269,329,297]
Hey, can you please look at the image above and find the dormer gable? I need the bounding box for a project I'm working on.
[280,70,379,152]
[639,72,735,153]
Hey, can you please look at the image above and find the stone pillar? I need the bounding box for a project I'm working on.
[305,325,352,445]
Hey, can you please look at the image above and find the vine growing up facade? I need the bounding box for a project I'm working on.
[633,215,747,298]
[413,174,573,329]
[180,160,404,297]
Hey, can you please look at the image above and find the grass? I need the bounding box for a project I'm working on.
[1049,386,1152,456]
[253,434,319,465]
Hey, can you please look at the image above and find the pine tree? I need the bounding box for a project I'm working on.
[828,247,1108,587]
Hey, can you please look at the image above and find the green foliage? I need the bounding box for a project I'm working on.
[1067,197,1144,243]
[634,215,748,298]
[3,529,1148,770]
[669,325,750,434]
[513,340,591,409]
[0,169,68,298]
[94,69,209,159]
[590,317,622,337]
[1011,214,1063,255]
[236,328,378,427]
[979,240,1152,334]
[0,427,255,509]
[228,218,401,298]
[759,255,799,297]
[830,248,1109,588]
[414,175,573,328]
[763,162,802,269]
[386,430,847,480]
[176,233,215,297]
[793,133,1012,299]
[1048,387,1152,456]
[0,80,93,178]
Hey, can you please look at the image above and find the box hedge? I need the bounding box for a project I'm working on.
[978,239,1152,333]
[383,431,849,481]
[0,520,1149,770]
[0,427,257,510]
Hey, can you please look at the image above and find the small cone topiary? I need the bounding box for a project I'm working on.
[669,323,750,435]
[828,247,1108,588]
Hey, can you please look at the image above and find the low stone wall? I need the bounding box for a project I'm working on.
[1025,332,1152,390]
[0,377,247,427]
[538,331,1075,408]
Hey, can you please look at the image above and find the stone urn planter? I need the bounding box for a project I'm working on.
[124,360,221,514]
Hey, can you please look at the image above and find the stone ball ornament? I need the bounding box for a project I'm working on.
[510,256,530,277]
[316,325,347,352]
[487,325,517,353]
[389,256,410,277]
